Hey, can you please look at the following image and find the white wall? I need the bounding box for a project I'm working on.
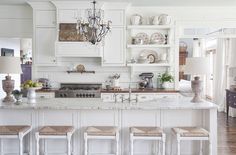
[0,5,33,38]
[0,38,21,98]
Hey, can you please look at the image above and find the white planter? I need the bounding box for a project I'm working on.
[162,82,173,89]
[113,79,120,87]
[27,87,42,104]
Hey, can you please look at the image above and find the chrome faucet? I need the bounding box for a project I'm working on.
[121,86,138,103]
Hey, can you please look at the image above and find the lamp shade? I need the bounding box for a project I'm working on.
[0,56,22,74]
[184,57,210,75]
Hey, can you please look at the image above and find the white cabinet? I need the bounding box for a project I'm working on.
[35,28,57,65]
[104,10,124,26]
[102,27,125,66]
[29,2,58,66]
[58,9,78,23]
[35,10,56,27]
[36,92,55,98]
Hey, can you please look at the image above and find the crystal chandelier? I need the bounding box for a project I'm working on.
[76,0,112,45]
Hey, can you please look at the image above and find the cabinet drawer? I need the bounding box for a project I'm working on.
[137,94,155,102]
[35,10,56,27]
[36,92,55,99]
[104,10,124,26]
[101,94,114,102]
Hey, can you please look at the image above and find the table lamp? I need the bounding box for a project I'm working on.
[184,57,210,102]
[0,56,22,102]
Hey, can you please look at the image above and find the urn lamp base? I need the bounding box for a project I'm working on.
[2,75,15,102]
[191,76,203,103]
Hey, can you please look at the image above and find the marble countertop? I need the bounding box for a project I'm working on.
[0,97,218,110]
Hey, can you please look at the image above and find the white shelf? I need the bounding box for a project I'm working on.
[127,44,172,48]
[127,63,171,67]
[127,25,172,29]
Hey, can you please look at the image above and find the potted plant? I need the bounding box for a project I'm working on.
[159,72,174,89]
[12,90,23,105]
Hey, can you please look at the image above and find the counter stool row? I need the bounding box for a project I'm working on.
[0,125,212,155]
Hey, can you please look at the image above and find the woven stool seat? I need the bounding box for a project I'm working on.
[39,126,74,135]
[86,126,118,136]
[172,127,209,137]
[0,125,31,135]
[130,126,163,137]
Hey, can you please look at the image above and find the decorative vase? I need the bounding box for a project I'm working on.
[27,87,41,104]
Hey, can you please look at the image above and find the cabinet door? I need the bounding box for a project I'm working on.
[35,28,57,65]
[103,27,125,66]
[58,9,77,23]
[104,10,124,26]
[35,10,56,27]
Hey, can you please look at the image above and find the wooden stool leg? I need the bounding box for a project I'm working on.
[162,134,166,155]
[158,141,161,155]
[177,134,180,155]
[84,133,88,155]
[19,133,23,155]
[0,139,3,155]
[67,133,72,155]
[209,139,212,155]
[116,132,119,155]
[130,133,134,155]
[199,140,203,155]
[35,133,40,155]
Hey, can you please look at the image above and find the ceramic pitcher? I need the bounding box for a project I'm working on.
[158,14,171,25]
[130,14,142,25]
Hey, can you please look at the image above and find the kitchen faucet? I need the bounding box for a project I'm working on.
[121,85,138,103]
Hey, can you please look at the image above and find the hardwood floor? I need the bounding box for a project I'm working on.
[218,112,236,155]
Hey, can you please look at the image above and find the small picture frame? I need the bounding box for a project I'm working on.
[1,48,14,56]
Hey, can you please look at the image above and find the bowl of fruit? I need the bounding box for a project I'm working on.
[21,80,43,104]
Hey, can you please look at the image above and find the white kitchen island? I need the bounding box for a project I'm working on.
[0,97,218,155]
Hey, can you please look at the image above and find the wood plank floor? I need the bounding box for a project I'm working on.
[218,112,236,155]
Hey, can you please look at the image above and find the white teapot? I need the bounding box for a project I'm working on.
[158,14,171,25]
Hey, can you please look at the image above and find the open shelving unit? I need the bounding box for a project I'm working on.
[126,24,175,76]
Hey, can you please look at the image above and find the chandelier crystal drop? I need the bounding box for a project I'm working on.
[76,0,112,45]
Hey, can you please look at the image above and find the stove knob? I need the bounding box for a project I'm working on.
[88,94,92,97]
[64,94,67,97]
[92,94,95,98]
[60,94,63,97]
[86,94,88,97]
[83,94,85,97]
[79,94,82,97]
[76,94,79,97]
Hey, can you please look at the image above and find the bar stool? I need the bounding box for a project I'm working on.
[0,125,31,155]
[130,126,166,155]
[171,127,212,155]
[35,126,75,155]
[84,126,119,155]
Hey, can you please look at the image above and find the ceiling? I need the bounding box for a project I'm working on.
[0,0,236,6]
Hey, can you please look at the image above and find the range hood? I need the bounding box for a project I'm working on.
[55,41,102,57]
[52,1,105,57]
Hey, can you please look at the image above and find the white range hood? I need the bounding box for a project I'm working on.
[52,1,105,57]
[55,42,103,57]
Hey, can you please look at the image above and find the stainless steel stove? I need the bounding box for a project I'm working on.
[55,83,102,98]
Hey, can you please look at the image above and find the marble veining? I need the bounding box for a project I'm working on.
[0,97,218,110]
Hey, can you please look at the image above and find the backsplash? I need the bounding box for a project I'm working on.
[35,57,168,89]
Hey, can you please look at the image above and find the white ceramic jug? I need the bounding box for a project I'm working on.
[158,14,171,25]
[131,14,142,25]
[150,16,159,25]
